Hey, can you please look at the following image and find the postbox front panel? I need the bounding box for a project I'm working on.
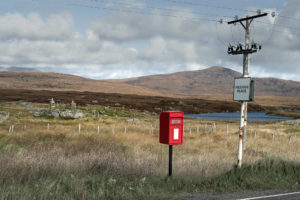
[159,112,183,145]
[169,124,183,145]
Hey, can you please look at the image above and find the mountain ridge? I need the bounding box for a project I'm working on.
[111,66,300,97]
[0,71,164,96]
[0,67,299,100]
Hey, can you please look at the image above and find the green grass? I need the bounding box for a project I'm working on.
[97,107,141,118]
[284,128,300,135]
[207,158,300,192]
[267,111,300,119]
[0,155,299,200]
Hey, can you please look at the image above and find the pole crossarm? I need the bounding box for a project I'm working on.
[228,13,268,24]
[228,49,257,55]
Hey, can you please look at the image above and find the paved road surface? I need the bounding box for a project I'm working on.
[174,190,300,200]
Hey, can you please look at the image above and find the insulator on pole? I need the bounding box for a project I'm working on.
[271,12,276,18]
[257,9,262,15]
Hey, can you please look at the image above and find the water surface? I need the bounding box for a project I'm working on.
[185,112,292,121]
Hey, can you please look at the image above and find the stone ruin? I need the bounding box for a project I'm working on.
[49,98,55,110]
[34,99,85,119]
[71,100,76,113]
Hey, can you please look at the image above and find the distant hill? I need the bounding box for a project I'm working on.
[0,66,40,72]
[113,66,300,97]
[0,71,163,96]
[0,67,299,105]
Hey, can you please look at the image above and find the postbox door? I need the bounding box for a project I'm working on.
[170,124,182,144]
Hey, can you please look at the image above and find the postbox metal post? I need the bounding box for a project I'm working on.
[169,145,173,176]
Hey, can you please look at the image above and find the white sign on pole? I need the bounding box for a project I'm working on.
[233,77,254,101]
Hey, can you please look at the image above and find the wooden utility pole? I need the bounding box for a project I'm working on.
[227,13,268,168]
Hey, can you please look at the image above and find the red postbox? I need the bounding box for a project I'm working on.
[160,111,184,145]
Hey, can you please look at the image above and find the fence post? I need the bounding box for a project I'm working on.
[151,125,153,135]
[212,122,216,133]
[226,124,229,135]
[78,123,81,134]
[272,134,275,141]
[253,130,256,139]
[289,136,292,143]
[97,125,100,134]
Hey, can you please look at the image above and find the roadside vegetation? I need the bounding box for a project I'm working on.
[0,102,299,200]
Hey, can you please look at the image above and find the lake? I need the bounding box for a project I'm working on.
[185,112,293,121]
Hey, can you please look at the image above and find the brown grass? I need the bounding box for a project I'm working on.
[0,102,299,178]
[0,102,299,199]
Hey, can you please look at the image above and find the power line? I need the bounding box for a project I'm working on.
[70,1,300,41]
[155,0,256,14]
[253,22,300,38]
[154,0,300,24]
[82,0,232,19]
[215,22,228,48]
[74,1,300,33]
[255,20,300,32]
[69,2,220,22]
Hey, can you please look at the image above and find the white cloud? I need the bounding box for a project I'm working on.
[0,12,74,41]
[0,0,299,81]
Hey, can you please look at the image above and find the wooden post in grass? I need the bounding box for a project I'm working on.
[47,123,50,130]
[151,125,153,135]
[124,127,127,134]
[226,124,229,135]
[9,125,14,133]
[8,125,15,133]
[289,136,292,143]
[197,126,199,134]
[253,130,256,139]
[189,127,192,135]
[112,126,115,135]
[272,134,275,141]
[24,125,26,131]
[78,123,81,134]
[97,126,100,134]
[212,122,216,133]
[8,125,11,133]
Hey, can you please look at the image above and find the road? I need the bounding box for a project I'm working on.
[174,190,300,200]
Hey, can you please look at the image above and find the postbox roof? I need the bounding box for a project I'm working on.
[160,111,184,117]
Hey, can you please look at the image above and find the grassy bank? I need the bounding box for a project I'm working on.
[267,110,300,119]
[0,102,299,199]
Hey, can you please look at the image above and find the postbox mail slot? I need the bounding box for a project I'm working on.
[160,111,184,145]
[171,119,181,124]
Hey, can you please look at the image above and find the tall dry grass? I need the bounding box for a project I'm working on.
[0,102,299,199]
[0,116,299,178]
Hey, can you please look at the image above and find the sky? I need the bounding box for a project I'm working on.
[0,0,300,81]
